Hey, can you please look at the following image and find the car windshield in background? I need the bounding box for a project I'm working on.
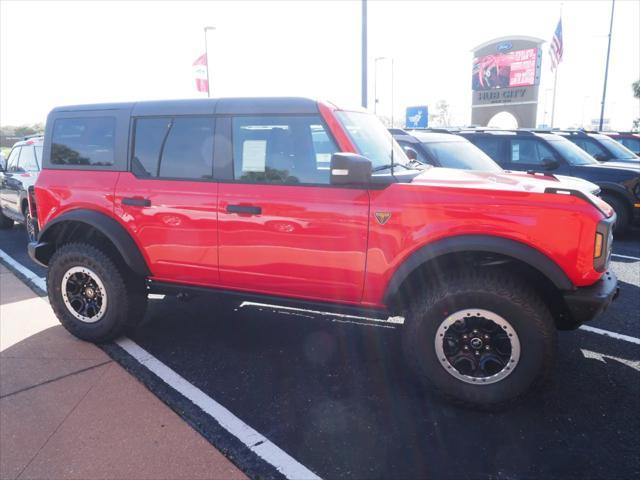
[419,139,502,172]
[598,136,639,160]
[548,138,599,165]
[335,111,410,171]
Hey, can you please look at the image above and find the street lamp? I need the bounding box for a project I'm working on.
[374,57,394,125]
[204,26,216,98]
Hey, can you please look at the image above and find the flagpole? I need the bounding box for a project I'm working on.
[204,26,215,98]
[598,0,615,131]
[550,65,559,128]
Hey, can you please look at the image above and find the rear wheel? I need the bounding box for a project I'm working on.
[402,270,556,410]
[601,193,630,234]
[22,203,38,242]
[47,242,147,342]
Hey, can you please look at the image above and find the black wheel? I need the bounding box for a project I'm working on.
[0,209,13,229]
[601,193,630,234]
[47,242,147,342]
[22,204,38,242]
[402,270,556,410]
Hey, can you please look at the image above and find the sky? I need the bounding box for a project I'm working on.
[1,0,639,130]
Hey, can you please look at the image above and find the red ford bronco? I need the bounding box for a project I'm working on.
[29,98,619,408]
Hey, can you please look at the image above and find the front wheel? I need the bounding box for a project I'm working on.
[47,242,147,342]
[402,270,556,410]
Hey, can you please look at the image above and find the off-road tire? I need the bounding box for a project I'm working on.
[402,269,556,410]
[22,203,38,242]
[0,210,13,229]
[601,193,629,234]
[47,242,147,342]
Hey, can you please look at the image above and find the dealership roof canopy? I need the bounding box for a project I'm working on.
[471,35,545,52]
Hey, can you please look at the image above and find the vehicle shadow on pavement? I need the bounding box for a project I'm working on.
[125,295,640,480]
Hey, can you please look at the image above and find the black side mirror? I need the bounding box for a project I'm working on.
[404,147,418,161]
[593,153,607,162]
[542,158,560,170]
[330,153,372,186]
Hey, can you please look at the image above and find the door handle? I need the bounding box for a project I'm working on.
[122,197,151,207]
[226,204,262,215]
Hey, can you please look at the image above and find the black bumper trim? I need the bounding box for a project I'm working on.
[563,271,619,326]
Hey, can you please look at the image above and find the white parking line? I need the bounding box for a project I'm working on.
[0,249,321,479]
[0,249,47,291]
[612,253,640,261]
[116,338,321,480]
[579,325,640,346]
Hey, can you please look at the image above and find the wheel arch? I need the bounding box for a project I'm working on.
[383,235,574,310]
[33,209,151,277]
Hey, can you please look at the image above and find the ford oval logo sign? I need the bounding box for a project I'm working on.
[497,42,512,53]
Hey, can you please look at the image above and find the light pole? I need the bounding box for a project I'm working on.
[204,26,216,98]
[374,57,394,124]
[598,0,615,131]
[361,0,367,108]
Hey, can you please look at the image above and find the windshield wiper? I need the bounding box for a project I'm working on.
[372,163,412,172]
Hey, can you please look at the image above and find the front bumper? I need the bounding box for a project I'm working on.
[563,271,619,327]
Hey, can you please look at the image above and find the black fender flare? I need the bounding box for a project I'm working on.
[35,209,151,277]
[383,235,574,305]
[596,182,634,206]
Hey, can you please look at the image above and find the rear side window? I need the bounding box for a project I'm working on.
[51,117,115,166]
[232,116,338,185]
[131,117,214,180]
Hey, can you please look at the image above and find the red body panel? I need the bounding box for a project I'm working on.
[217,183,369,304]
[114,173,219,285]
[34,102,607,310]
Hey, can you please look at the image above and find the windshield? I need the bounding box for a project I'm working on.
[420,139,502,172]
[598,136,639,160]
[547,138,599,165]
[335,111,410,170]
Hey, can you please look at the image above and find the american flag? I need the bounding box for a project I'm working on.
[549,18,563,71]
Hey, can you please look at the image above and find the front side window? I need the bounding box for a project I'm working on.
[131,117,214,180]
[18,145,39,172]
[52,117,115,166]
[508,139,557,165]
[232,116,338,184]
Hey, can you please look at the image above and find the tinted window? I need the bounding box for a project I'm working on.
[420,139,502,172]
[232,116,338,184]
[132,117,214,180]
[18,146,39,172]
[619,137,640,153]
[472,137,503,163]
[581,138,611,160]
[547,138,597,165]
[52,117,115,166]
[6,147,20,172]
[508,138,557,165]
[397,140,430,164]
[597,136,638,160]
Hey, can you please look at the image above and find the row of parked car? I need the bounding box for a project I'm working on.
[391,128,640,233]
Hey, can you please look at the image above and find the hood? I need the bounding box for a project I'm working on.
[601,160,640,168]
[410,167,591,194]
[576,162,640,180]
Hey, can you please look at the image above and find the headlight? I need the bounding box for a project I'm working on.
[594,216,614,272]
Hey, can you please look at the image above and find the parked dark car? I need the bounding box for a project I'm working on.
[553,130,639,165]
[391,129,601,195]
[456,129,640,233]
[0,136,42,240]
[602,132,640,156]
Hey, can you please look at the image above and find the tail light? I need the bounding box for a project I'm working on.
[27,186,37,218]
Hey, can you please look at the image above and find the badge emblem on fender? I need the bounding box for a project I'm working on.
[375,212,391,225]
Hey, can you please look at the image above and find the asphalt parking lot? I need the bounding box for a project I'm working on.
[1,224,639,479]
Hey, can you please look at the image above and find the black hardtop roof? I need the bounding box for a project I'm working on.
[50,97,321,116]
